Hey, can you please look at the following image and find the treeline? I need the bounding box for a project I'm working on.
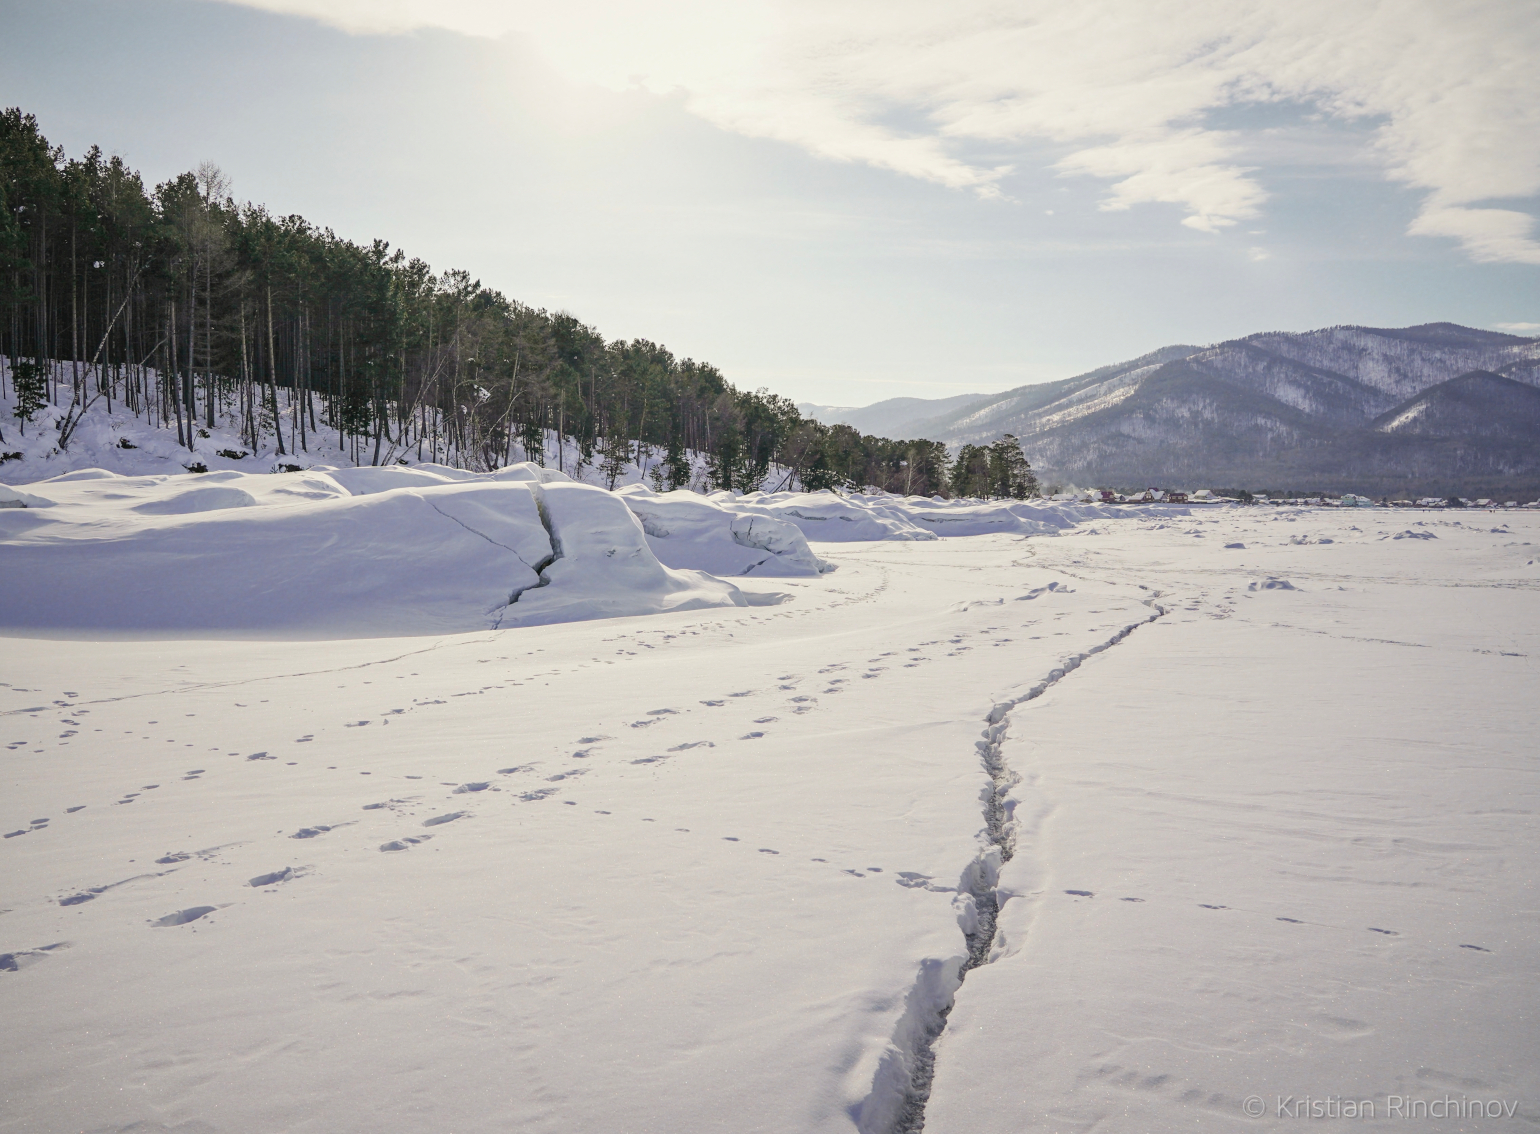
[949,436,1039,499]
[0,107,974,496]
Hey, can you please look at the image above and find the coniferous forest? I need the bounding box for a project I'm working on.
[0,108,979,496]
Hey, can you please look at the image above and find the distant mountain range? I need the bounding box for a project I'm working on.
[804,324,1540,497]
[796,393,986,440]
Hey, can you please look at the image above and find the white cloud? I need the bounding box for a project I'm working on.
[1493,322,1540,334]
[205,0,1540,263]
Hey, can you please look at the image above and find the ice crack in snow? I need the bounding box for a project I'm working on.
[878,601,1168,1134]
[455,488,561,630]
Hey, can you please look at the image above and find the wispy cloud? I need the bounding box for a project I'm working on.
[206,0,1540,263]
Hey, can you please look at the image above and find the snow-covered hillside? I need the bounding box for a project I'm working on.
[3,508,1535,1133]
[0,359,701,493]
[919,324,1540,496]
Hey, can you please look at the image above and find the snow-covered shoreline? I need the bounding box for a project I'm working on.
[0,462,1186,636]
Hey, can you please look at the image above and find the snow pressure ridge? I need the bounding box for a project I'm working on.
[861,598,1168,1134]
[489,484,562,630]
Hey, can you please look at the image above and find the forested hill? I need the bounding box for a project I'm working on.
[0,109,950,495]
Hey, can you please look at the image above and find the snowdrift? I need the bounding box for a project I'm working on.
[638,488,1180,545]
[0,465,749,637]
[0,460,1183,635]
[617,485,833,577]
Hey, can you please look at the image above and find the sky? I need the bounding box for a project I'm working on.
[2,0,1538,406]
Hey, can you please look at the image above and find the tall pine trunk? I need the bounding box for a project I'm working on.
[267,285,285,457]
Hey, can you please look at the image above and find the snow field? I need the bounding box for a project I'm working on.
[918,511,1539,1133]
[1,507,1535,1133]
[1,538,1160,1133]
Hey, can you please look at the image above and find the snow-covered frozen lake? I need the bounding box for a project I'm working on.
[2,500,1536,1133]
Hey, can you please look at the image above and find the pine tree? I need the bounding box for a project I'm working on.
[663,435,692,490]
[950,444,990,497]
[988,434,1038,499]
[10,358,46,432]
[600,428,630,490]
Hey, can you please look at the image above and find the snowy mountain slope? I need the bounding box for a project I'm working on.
[927,324,1540,495]
[1373,369,1540,440]
[912,345,1203,440]
[3,511,1535,1133]
[797,392,989,438]
[1245,323,1540,403]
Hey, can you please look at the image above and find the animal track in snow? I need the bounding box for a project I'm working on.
[453,782,491,793]
[0,942,68,973]
[290,825,333,839]
[249,867,295,887]
[422,811,465,827]
[380,835,432,852]
[151,906,216,927]
[1065,890,1094,898]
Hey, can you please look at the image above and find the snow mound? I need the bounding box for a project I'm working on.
[317,465,459,495]
[1249,577,1298,591]
[0,468,747,636]
[504,482,756,626]
[131,485,259,514]
[644,489,1183,544]
[618,486,833,576]
[734,491,938,541]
